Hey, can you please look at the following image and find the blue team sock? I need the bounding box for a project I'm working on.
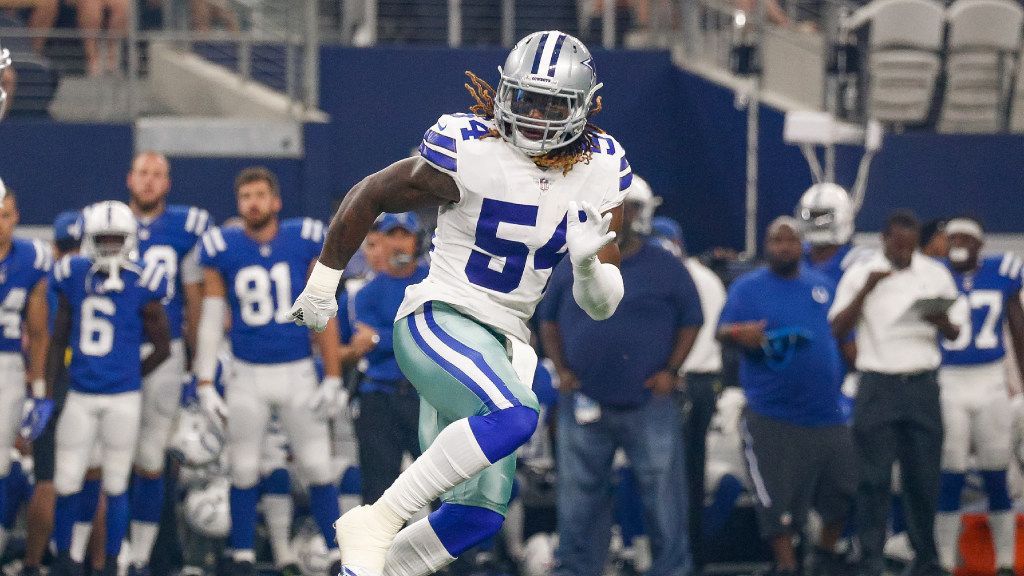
[890,493,908,533]
[78,478,102,524]
[703,474,744,541]
[938,472,966,513]
[229,485,259,551]
[614,467,646,546]
[339,467,361,496]
[105,492,130,557]
[259,468,290,496]
[981,470,1012,511]
[308,483,341,550]
[130,473,165,524]
[428,503,505,557]
[54,493,79,553]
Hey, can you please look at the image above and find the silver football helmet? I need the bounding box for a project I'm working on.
[81,201,140,292]
[0,38,10,121]
[494,31,602,156]
[183,477,231,538]
[795,183,854,246]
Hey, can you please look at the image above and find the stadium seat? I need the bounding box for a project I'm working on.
[938,0,1023,133]
[847,0,945,126]
[8,52,58,118]
[1011,57,1024,131]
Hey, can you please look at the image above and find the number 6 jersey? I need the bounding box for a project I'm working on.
[199,218,325,364]
[396,113,632,342]
[942,253,1024,366]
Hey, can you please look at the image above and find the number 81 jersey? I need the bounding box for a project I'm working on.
[942,253,1024,366]
[199,218,324,364]
[397,113,632,343]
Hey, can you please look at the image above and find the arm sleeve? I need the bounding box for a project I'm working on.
[193,297,226,382]
[180,244,204,285]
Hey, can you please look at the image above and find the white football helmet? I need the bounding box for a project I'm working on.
[292,526,331,576]
[624,176,662,236]
[170,404,225,468]
[81,201,139,291]
[795,183,854,246]
[183,477,231,538]
[494,31,602,156]
[0,177,7,203]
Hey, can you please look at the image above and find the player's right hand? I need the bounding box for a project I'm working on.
[289,288,338,333]
[197,383,228,430]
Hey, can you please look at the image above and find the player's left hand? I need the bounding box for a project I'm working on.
[566,201,616,267]
[309,376,347,420]
[644,370,680,396]
[290,288,338,333]
[20,397,55,442]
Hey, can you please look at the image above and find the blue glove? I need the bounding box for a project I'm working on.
[180,376,199,407]
[762,327,815,370]
[20,398,55,442]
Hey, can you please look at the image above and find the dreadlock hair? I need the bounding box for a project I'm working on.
[464,70,605,175]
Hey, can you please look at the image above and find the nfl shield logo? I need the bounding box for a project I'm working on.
[537,177,550,192]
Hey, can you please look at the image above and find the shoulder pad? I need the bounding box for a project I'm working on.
[282,217,325,243]
[16,237,52,272]
[418,113,494,175]
[52,255,74,282]
[200,227,229,258]
[996,253,1024,280]
[166,205,213,236]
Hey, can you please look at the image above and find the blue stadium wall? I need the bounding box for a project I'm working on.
[2,46,1022,253]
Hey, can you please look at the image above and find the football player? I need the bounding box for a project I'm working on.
[291,30,629,576]
[935,217,1024,576]
[796,183,873,285]
[0,188,50,556]
[125,150,212,575]
[193,166,343,576]
[0,41,11,124]
[48,201,171,576]
[22,210,81,576]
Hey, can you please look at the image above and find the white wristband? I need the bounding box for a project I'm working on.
[308,261,344,298]
[31,378,46,398]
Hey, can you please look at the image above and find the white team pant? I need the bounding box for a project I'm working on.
[55,390,142,495]
[0,353,26,477]
[940,361,1012,472]
[135,339,187,473]
[226,358,333,488]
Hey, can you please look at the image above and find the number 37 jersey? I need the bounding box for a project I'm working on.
[199,218,324,364]
[397,113,633,342]
[942,253,1024,366]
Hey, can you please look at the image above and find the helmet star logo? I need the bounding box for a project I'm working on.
[581,58,595,73]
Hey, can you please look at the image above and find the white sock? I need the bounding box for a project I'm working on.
[130,521,160,567]
[375,419,491,523]
[233,549,256,563]
[503,500,525,561]
[382,518,455,576]
[935,512,961,570]
[261,495,297,568]
[70,522,93,563]
[990,510,1016,569]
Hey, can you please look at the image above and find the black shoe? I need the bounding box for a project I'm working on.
[52,553,85,576]
[231,560,255,576]
[100,555,120,576]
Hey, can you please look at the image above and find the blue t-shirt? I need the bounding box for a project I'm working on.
[537,243,703,408]
[354,265,429,382]
[718,266,843,426]
[199,218,324,364]
[942,253,1024,366]
[137,205,211,340]
[0,238,51,353]
[50,255,168,394]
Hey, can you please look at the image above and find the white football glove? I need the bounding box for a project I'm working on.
[290,262,343,333]
[308,376,349,420]
[197,384,228,431]
[566,201,616,267]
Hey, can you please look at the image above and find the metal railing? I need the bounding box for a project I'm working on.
[1,0,321,121]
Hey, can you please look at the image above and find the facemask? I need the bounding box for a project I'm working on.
[949,247,971,264]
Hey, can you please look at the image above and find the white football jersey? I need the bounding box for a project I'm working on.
[396,113,632,342]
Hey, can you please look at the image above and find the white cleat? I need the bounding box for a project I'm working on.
[335,505,401,575]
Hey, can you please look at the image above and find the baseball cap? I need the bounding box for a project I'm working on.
[375,212,421,234]
[651,216,682,242]
[53,210,84,245]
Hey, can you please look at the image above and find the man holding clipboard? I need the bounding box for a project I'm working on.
[830,210,961,576]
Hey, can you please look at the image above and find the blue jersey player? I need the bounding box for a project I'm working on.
[124,151,212,572]
[47,201,171,576]
[0,189,50,556]
[934,217,1024,576]
[193,167,343,576]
